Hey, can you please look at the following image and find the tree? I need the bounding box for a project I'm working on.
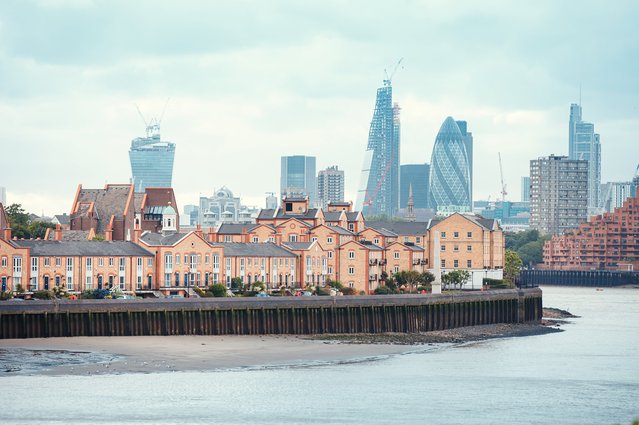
[209,283,227,297]
[504,250,523,286]
[27,221,55,239]
[394,270,423,293]
[230,277,243,291]
[441,269,471,290]
[5,203,54,239]
[380,271,397,292]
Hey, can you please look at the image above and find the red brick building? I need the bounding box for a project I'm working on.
[543,188,639,271]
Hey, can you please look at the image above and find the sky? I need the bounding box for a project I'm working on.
[1,0,638,216]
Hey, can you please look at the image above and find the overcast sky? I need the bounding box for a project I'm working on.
[1,0,638,216]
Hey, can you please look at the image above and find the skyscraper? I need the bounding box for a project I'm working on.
[317,166,345,209]
[400,164,429,209]
[129,121,176,192]
[280,155,317,205]
[530,155,588,234]
[456,120,473,203]
[568,103,601,214]
[521,176,531,202]
[356,80,400,216]
[429,117,472,213]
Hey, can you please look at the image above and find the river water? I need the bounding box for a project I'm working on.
[1,286,637,424]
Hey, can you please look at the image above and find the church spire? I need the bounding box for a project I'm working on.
[406,184,416,222]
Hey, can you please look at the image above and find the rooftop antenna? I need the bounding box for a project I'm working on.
[383,57,404,86]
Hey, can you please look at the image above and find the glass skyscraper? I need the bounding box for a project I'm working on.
[280,155,317,205]
[400,164,429,209]
[569,103,601,214]
[356,81,400,216]
[429,117,472,213]
[129,123,176,192]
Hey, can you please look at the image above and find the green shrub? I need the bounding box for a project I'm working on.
[374,286,396,295]
[340,287,356,295]
[316,287,331,296]
[326,279,343,289]
[0,291,13,300]
[209,283,227,297]
[34,290,53,300]
[482,278,513,289]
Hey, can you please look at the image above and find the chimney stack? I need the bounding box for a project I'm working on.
[54,224,63,241]
[105,224,113,241]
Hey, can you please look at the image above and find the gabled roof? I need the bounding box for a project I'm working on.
[365,221,429,236]
[358,240,384,251]
[281,241,315,251]
[331,226,354,236]
[53,214,70,225]
[275,217,311,228]
[11,240,153,257]
[216,242,296,257]
[139,232,190,246]
[346,212,361,221]
[386,241,425,252]
[427,213,499,231]
[360,227,398,237]
[217,223,258,235]
[323,211,345,222]
[258,207,321,221]
[72,184,134,234]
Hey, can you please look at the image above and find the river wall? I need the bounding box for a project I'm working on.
[0,288,542,339]
[520,270,639,287]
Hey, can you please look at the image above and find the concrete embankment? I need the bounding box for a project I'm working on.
[0,288,542,339]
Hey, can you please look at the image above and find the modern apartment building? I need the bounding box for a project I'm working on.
[530,155,589,235]
[316,166,345,209]
[521,176,530,202]
[543,188,639,271]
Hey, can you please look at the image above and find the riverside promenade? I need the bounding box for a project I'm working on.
[0,288,542,339]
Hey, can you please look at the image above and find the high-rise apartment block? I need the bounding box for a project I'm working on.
[317,166,344,209]
[568,103,601,214]
[400,164,429,209]
[600,181,635,213]
[429,117,473,213]
[129,122,176,192]
[530,155,589,235]
[280,156,317,205]
[356,80,400,217]
[521,176,531,202]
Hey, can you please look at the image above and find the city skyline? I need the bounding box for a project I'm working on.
[1,1,638,216]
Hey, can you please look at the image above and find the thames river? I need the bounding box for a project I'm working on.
[1,286,638,425]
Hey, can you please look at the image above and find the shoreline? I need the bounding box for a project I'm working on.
[0,310,570,377]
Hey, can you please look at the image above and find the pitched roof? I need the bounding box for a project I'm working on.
[217,223,258,235]
[346,212,361,221]
[73,185,133,234]
[427,213,499,231]
[323,212,344,222]
[360,227,398,237]
[258,207,320,221]
[139,232,190,246]
[53,214,70,225]
[330,225,354,236]
[358,240,384,251]
[281,241,314,250]
[11,240,153,257]
[45,230,91,241]
[216,243,296,257]
[365,221,429,236]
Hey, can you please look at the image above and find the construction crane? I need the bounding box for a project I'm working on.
[383,58,404,86]
[498,152,507,203]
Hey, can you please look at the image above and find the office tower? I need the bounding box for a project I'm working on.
[280,156,317,205]
[317,166,345,209]
[400,164,429,209]
[356,79,400,216]
[600,181,634,213]
[183,205,199,226]
[428,117,472,213]
[0,186,5,205]
[568,103,601,214]
[530,155,588,235]
[456,120,473,204]
[521,176,531,202]
[129,121,176,192]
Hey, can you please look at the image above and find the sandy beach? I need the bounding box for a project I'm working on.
[0,315,564,376]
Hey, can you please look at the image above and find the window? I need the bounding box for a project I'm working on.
[453,245,459,252]
[164,273,171,287]
[348,223,354,231]
[268,237,275,243]
[108,257,113,267]
[224,235,232,242]
[416,236,421,244]
[213,255,220,270]
[252,236,259,243]
[348,282,354,288]
[454,232,459,238]
[66,257,73,272]
[327,237,333,244]
[289,234,298,242]
[98,258,103,267]
[348,266,355,275]
[394,251,400,259]
[467,260,472,268]
[184,255,188,264]
[175,254,180,265]
[175,272,180,286]
[118,258,125,272]
[441,259,446,268]
[404,237,409,243]
[441,245,446,251]
[56,257,62,267]
[394,265,399,273]
[1,257,6,268]
[467,232,473,238]
[454,259,459,268]
[311,237,318,242]
[467,245,472,252]
[441,232,446,238]
[165,253,173,271]
[348,251,355,260]
[373,238,379,245]
[43,257,50,267]
[205,255,210,264]
[327,266,333,274]
[226,258,231,271]
[148,258,153,267]
[328,251,333,259]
